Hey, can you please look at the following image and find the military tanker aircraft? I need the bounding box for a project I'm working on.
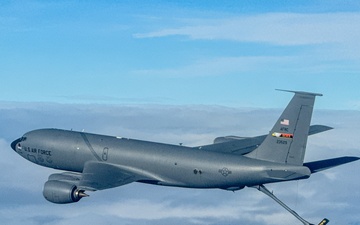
[11,90,359,225]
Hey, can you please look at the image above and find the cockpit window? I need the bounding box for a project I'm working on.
[20,137,27,141]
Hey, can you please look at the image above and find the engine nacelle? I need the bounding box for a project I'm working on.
[43,180,87,204]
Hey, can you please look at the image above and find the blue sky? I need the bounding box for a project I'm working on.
[1,1,360,225]
[1,0,360,109]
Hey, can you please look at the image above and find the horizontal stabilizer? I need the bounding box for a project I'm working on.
[307,125,333,135]
[276,89,323,96]
[196,125,332,155]
[304,156,360,174]
[214,125,332,144]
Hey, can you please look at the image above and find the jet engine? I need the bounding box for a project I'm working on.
[43,180,88,204]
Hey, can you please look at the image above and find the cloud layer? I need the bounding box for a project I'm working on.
[1,102,360,225]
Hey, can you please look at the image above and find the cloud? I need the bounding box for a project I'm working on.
[132,13,360,78]
[131,54,358,78]
[53,95,175,104]
[134,13,360,46]
[134,12,360,77]
[131,55,360,79]
[1,102,360,225]
[104,199,241,220]
[131,56,297,77]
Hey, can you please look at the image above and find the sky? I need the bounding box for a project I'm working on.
[1,0,360,109]
[1,1,360,225]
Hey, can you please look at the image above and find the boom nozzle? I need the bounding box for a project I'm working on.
[77,190,89,198]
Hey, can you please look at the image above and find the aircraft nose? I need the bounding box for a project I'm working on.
[11,138,22,151]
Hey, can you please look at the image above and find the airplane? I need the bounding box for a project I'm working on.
[10,90,360,225]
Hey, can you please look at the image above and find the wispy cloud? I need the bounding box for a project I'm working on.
[131,13,360,79]
[132,56,296,77]
[134,13,360,46]
[131,53,360,78]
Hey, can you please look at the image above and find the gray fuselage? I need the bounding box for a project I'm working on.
[14,129,311,190]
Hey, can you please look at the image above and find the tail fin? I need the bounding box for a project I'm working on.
[246,90,322,165]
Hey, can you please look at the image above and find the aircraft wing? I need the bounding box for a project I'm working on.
[195,125,332,155]
[48,161,155,192]
[78,161,145,191]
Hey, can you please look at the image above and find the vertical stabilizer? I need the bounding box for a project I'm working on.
[246,90,322,165]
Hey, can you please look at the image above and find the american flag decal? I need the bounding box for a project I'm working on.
[280,119,289,126]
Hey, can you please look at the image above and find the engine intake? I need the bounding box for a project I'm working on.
[43,180,88,204]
